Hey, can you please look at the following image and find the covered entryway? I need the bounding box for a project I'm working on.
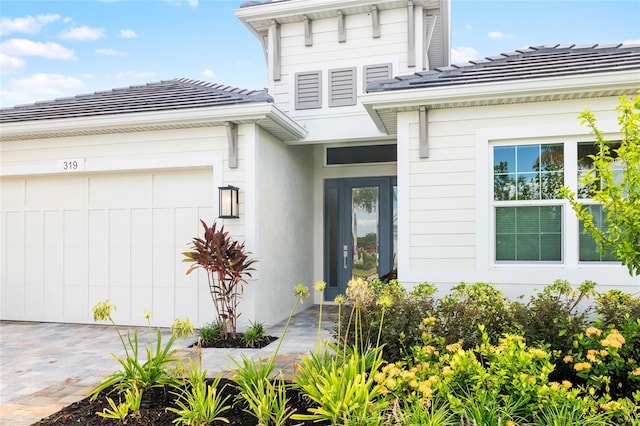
[324,177,397,300]
[1,168,214,326]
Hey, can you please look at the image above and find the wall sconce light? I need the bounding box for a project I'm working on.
[218,185,240,219]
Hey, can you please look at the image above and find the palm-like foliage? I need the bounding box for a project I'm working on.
[183,220,257,339]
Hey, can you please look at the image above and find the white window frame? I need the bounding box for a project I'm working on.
[490,140,566,264]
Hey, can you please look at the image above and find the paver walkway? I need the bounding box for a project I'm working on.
[0,304,337,426]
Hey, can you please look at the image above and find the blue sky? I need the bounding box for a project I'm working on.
[1,0,639,108]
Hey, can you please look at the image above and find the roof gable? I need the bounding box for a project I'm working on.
[0,78,272,124]
[367,44,640,92]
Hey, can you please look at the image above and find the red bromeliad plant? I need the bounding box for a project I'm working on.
[183,220,257,339]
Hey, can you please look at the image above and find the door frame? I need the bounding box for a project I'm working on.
[323,176,396,300]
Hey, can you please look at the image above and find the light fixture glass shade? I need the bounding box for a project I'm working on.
[218,185,239,218]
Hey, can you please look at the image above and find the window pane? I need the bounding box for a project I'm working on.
[579,204,619,262]
[495,206,562,262]
[494,146,515,173]
[516,145,539,173]
[577,141,622,199]
[494,144,563,201]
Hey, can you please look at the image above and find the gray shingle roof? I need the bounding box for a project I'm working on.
[367,44,640,92]
[0,78,273,123]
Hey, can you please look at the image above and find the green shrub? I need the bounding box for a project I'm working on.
[512,279,595,353]
[596,289,640,327]
[433,282,517,348]
[199,321,222,342]
[335,279,436,362]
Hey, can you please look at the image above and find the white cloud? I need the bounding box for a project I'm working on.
[202,68,217,79]
[0,38,75,60]
[465,24,472,31]
[120,29,137,38]
[115,70,155,79]
[2,73,85,106]
[165,0,199,7]
[96,48,125,56]
[488,31,515,40]
[59,26,105,41]
[0,14,60,36]
[0,52,26,73]
[451,46,479,64]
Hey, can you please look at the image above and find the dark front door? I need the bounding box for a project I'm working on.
[324,177,397,300]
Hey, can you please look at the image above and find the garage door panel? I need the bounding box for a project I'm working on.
[25,285,44,319]
[109,287,131,322]
[1,178,25,209]
[89,210,108,248]
[44,211,63,248]
[131,250,152,286]
[89,174,150,207]
[131,209,152,247]
[2,168,214,325]
[64,247,86,286]
[109,209,131,247]
[175,208,199,250]
[43,247,63,285]
[25,211,43,248]
[89,247,108,286]
[64,210,83,248]
[153,169,213,206]
[153,247,175,288]
[152,208,173,247]
[5,211,24,248]
[109,247,131,286]
[131,287,152,317]
[44,287,63,318]
[174,285,197,318]
[5,284,24,317]
[153,287,174,326]
[27,176,83,209]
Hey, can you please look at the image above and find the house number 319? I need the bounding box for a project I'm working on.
[57,158,85,172]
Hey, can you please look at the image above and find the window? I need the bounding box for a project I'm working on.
[295,71,321,110]
[577,141,622,262]
[326,144,397,165]
[492,140,622,265]
[579,205,618,262]
[493,143,564,262]
[328,67,356,107]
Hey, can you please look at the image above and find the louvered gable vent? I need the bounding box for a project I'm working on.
[329,67,356,107]
[295,71,322,110]
[364,64,392,91]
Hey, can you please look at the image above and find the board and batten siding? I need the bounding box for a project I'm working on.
[0,126,248,327]
[397,97,638,298]
[269,7,409,142]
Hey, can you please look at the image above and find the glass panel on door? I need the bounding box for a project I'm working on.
[351,186,379,280]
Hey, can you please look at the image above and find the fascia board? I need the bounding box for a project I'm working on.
[361,70,640,132]
[0,102,307,141]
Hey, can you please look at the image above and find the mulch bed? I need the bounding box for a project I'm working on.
[33,379,328,425]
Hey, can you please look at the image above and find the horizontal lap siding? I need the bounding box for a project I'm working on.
[407,110,476,272]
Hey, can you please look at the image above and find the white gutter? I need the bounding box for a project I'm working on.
[0,102,307,142]
[360,69,640,133]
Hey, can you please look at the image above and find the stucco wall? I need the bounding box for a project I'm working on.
[248,126,315,327]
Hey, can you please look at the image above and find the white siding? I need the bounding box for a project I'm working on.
[397,97,638,297]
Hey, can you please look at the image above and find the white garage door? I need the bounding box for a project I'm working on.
[1,168,215,326]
